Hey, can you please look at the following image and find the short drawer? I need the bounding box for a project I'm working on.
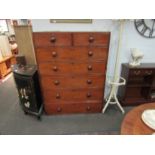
[33,32,72,47]
[129,69,154,76]
[35,46,108,62]
[44,102,103,114]
[40,75,105,89]
[73,32,110,46]
[43,88,104,102]
[38,61,106,75]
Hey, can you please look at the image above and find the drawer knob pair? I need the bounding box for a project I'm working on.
[54,80,60,85]
[88,51,93,56]
[88,36,94,43]
[88,65,93,71]
[87,79,92,84]
[52,51,57,57]
[50,36,56,43]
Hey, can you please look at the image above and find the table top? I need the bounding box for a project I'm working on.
[121,103,155,135]
[0,55,14,63]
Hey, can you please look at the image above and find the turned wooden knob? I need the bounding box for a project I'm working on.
[52,51,57,57]
[54,80,59,85]
[56,93,61,99]
[88,36,94,43]
[53,66,58,71]
[88,51,93,56]
[50,36,56,43]
[87,106,91,111]
[134,70,141,75]
[87,79,92,84]
[57,107,61,112]
[87,92,91,98]
[88,65,92,71]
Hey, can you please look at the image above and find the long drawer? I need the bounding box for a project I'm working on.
[40,75,105,89]
[35,46,108,62]
[44,102,103,114]
[43,88,103,103]
[38,61,106,75]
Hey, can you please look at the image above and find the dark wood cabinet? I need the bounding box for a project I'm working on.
[33,32,110,114]
[12,64,43,119]
[118,63,155,106]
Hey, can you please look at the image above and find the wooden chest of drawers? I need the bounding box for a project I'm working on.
[33,32,110,114]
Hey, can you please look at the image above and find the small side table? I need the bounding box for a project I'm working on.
[121,103,155,135]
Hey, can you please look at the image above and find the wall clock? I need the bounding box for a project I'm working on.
[134,19,155,38]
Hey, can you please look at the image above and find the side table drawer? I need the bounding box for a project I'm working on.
[129,69,154,76]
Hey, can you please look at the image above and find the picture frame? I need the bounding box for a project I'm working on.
[50,19,92,24]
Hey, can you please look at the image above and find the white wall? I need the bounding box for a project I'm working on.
[31,19,155,97]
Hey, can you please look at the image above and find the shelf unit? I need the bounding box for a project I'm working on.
[0,55,16,79]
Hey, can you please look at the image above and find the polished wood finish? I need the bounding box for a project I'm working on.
[33,32,110,114]
[121,103,155,135]
[0,55,16,79]
[118,63,155,106]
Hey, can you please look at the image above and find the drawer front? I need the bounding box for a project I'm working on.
[73,32,110,46]
[71,47,108,61]
[44,102,103,114]
[129,69,154,77]
[43,88,103,102]
[33,32,72,47]
[38,62,106,75]
[41,75,105,89]
[36,46,108,62]
[35,47,72,62]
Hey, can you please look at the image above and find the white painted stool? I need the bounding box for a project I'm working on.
[102,76,126,114]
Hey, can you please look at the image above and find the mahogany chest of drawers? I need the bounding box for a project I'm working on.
[33,32,110,114]
[118,63,155,106]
